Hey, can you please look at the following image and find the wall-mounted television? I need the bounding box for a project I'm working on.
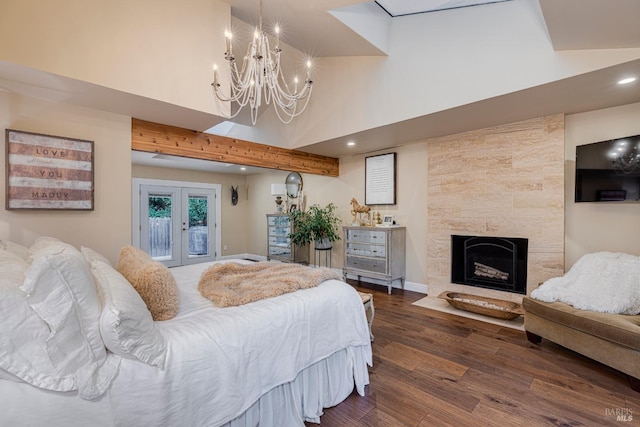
[575,134,640,203]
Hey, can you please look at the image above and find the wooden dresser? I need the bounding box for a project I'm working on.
[342,226,406,294]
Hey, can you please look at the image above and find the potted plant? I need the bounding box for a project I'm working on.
[288,203,341,250]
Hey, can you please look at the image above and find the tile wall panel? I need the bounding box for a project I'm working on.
[426,114,565,294]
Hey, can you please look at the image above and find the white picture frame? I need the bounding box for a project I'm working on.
[382,215,394,226]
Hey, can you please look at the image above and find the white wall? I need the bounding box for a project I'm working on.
[564,102,640,267]
[0,92,132,264]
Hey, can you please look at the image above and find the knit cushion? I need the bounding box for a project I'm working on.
[117,245,179,321]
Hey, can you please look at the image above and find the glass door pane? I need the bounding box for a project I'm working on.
[181,188,216,265]
[140,185,181,267]
[148,194,173,259]
[188,194,209,257]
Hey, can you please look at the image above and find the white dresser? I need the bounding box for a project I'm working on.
[342,226,406,294]
[266,214,309,264]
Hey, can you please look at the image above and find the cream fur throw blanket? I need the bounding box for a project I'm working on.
[531,252,640,314]
[198,262,341,307]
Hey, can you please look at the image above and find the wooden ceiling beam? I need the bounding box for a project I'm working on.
[131,119,339,176]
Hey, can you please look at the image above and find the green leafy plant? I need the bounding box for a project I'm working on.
[288,203,341,246]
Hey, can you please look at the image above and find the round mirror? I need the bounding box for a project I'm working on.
[285,172,303,198]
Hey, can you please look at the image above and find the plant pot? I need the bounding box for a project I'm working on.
[314,237,333,250]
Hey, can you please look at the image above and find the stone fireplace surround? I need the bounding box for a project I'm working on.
[426,115,565,299]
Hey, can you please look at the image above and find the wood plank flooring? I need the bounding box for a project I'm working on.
[308,282,640,426]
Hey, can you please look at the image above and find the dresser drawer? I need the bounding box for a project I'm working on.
[268,226,291,237]
[269,236,290,246]
[346,229,386,244]
[267,215,290,227]
[346,242,386,258]
[346,256,387,274]
[269,246,291,257]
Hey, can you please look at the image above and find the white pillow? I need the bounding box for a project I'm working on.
[91,259,167,368]
[0,276,76,391]
[0,240,30,260]
[81,246,113,267]
[28,235,63,255]
[21,245,120,399]
[0,249,29,284]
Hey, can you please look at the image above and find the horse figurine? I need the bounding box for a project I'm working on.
[350,198,371,223]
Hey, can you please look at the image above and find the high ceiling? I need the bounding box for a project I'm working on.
[219,0,640,159]
[1,0,640,173]
[225,0,640,56]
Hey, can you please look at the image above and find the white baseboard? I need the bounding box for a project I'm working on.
[219,253,267,262]
[343,273,427,294]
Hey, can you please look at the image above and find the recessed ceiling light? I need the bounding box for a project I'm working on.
[618,77,637,85]
[240,167,246,171]
[347,141,356,146]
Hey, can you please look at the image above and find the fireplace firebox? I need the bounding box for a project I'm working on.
[451,235,528,294]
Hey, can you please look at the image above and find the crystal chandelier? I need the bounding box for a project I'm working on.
[211,0,314,125]
[609,138,640,175]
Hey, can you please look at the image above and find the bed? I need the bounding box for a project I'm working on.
[0,238,372,426]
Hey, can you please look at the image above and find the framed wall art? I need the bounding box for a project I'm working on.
[5,129,94,210]
[365,152,396,205]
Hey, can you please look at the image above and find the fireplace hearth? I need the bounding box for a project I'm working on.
[451,235,528,294]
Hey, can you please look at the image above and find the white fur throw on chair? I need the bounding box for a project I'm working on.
[531,252,640,315]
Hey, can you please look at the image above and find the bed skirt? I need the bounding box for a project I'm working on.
[0,345,370,426]
[224,345,370,426]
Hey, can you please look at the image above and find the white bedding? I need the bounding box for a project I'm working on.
[1,259,372,426]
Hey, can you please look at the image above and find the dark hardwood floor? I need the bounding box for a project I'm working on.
[308,282,640,426]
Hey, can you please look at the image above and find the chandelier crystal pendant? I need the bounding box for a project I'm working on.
[211,0,314,125]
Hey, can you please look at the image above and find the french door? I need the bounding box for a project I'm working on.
[136,182,218,267]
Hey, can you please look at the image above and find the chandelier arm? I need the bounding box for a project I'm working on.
[212,0,314,124]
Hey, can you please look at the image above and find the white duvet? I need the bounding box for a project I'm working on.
[0,259,371,426]
[109,260,372,426]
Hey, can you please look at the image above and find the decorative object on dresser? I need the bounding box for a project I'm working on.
[270,183,287,213]
[380,214,394,227]
[349,198,371,225]
[343,226,406,294]
[266,214,309,264]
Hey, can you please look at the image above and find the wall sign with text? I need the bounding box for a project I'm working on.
[5,129,94,210]
[365,152,396,205]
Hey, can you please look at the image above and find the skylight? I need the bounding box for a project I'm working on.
[376,0,512,17]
